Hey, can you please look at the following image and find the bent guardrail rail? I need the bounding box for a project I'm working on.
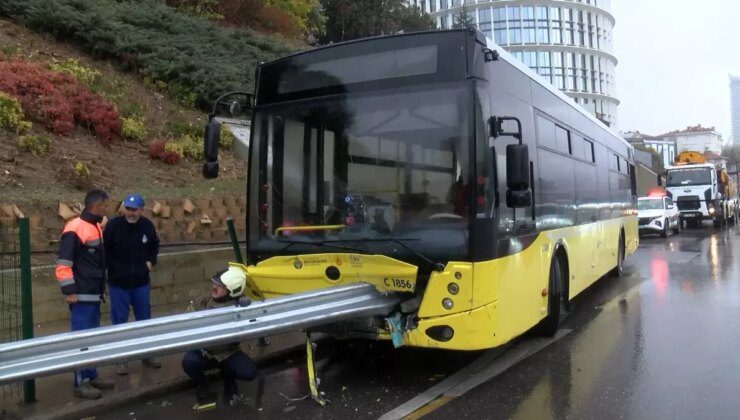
[0,283,399,384]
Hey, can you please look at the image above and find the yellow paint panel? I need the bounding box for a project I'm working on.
[244,253,418,297]
[231,215,638,351]
[408,215,638,351]
[406,299,502,350]
[417,263,474,318]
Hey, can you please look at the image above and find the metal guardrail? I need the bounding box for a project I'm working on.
[0,283,400,384]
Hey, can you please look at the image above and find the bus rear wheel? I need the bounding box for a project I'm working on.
[538,256,563,337]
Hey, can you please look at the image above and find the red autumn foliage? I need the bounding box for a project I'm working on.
[0,60,121,143]
[162,151,182,165]
[147,139,181,165]
[218,0,301,37]
[148,139,167,159]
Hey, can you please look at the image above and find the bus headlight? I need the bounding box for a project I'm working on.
[442,298,454,310]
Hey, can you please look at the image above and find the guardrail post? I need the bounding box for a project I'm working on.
[226,218,244,264]
[18,218,35,403]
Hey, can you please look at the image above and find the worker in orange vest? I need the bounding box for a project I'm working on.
[55,189,115,399]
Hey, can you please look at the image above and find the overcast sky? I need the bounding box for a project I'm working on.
[612,0,740,140]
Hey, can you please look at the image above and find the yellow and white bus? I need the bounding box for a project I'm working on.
[206,28,638,350]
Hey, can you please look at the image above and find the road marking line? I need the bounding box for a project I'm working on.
[379,329,571,420]
[402,396,454,420]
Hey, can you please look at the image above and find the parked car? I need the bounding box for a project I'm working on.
[638,195,681,237]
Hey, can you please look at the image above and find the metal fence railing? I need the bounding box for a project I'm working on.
[0,218,34,404]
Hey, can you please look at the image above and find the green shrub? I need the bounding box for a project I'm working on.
[168,0,224,20]
[0,44,21,57]
[220,124,235,149]
[178,134,204,160]
[0,0,293,111]
[167,119,203,139]
[70,161,92,189]
[0,92,32,134]
[48,58,101,88]
[164,140,185,158]
[74,161,90,177]
[121,116,147,142]
[15,134,51,155]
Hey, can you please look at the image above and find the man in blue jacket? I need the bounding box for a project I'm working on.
[103,193,161,375]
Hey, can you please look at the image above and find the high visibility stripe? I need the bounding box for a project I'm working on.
[58,278,75,287]
[57,259,74,267]
[63,218,102,244]
[55,265,74,281]
[85,239,102,247]
[77,294,101,302]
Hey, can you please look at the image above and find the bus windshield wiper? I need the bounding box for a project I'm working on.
[276,238,367,254]
[324,237,444,272]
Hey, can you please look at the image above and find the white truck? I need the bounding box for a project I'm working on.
[638,195,681,237]
[665,151,734,228]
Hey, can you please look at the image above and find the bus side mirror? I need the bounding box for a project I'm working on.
[203,119,221,179]
[506,144,532,208]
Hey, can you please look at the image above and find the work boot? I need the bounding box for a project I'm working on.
[90,378,115,390]
[223,379,238,404]
[143,358,162,369]
[73,382,102,400]
[196,382,215,405]
[116,362,128,376]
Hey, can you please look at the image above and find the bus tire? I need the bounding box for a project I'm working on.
[538,255,563,337]
[610,231,625,277]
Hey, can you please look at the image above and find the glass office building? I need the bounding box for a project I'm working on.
[408,0,619,127]
[731,75,740,144]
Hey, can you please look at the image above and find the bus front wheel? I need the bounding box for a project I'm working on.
[538,256,563,337]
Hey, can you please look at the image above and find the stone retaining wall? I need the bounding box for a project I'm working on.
[0,194,247,252]
[31,247,240,324]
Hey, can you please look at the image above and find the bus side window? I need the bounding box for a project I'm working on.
[584,139,595,163]
[555,125,570,154]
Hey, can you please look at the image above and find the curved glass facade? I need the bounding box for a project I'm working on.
[409,0,619,126]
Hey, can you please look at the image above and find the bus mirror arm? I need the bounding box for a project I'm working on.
[202,90,253,180]
[490,116,523,145]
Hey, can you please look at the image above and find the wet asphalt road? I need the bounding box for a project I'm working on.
[95,224,740,420]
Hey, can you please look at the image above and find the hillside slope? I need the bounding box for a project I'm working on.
[0,18,247,203]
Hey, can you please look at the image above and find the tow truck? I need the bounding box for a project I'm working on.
[665,151,735,228]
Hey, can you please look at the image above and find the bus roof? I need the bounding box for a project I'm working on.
[256,28,629,150]
[481,35,629,149]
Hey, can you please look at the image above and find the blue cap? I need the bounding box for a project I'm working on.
[123,193,145,209]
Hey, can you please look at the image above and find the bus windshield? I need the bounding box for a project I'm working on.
[666,167,712,187]
[248,82,472,263]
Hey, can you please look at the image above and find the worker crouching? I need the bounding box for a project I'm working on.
[181,267,258,404]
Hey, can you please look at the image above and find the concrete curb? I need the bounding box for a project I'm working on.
[29,341,312,420]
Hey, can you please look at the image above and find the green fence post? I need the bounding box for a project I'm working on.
[226,218,244,264]
[18,218,35,403]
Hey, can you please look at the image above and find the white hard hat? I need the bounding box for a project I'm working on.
[212,267,246,298]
